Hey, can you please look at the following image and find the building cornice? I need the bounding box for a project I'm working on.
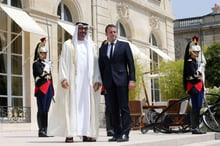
[126,0,174,21]
[25,8,59,21]
[174,13,220,33]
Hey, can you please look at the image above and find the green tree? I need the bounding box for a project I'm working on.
[129,59,144,100]
[159,60,188,100]
[205,43,220,87]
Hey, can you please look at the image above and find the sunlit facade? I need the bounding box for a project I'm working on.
[0,0,174,130]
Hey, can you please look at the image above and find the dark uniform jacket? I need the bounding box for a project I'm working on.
[185,58,203,95]
[32,59,53,97]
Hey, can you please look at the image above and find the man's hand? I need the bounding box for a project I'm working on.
[128,81,135,90]
[61,79,69,89]
[93,82,100,92]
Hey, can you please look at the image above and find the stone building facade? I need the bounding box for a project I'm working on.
[0,0,174,130]
[174,4,220,60]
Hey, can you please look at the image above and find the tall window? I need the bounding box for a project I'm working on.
[57,2,73,59]
[2,0,23,8]
[0,0,23,108]
[149,33,161,102]
[116,21,127,38]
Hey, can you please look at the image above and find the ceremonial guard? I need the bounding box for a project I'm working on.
[183,44,206,134]
[33,46,54,137]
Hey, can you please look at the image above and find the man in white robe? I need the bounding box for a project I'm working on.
[48,22,101,143]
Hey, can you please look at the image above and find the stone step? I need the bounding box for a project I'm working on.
[182,140,220,146]
[215,132,220,139]
[125,132,216,146]
[0,129,219,146]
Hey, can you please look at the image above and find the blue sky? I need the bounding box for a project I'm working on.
[171,0,220,19]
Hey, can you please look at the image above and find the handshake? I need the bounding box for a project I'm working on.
[43,60,52,73]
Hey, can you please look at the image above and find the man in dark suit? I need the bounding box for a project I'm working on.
[98,24,135,142]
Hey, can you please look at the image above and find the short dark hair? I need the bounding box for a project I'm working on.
[105,24,116,33]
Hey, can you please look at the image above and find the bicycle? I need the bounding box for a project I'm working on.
[141,93,220,134]
[201,93,220,132]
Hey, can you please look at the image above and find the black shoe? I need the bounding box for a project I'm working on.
[83,136,96,142]
[107,130,114,136]
[65,137,73,143]
[117,134,129,142]
[38,128,48,137]
[108,136,118,142]
[38,132,48,137]
[192,128,206,134]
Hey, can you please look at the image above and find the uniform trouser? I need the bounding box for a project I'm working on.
[107,82,131,137]
[36,84,53,135]
[190,90,204,111]
[190,90,204,129]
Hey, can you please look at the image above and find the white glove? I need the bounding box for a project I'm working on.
[43,63,50,73]
[197,66,202,74]
[43,61,52,73]
[47,60,52,69]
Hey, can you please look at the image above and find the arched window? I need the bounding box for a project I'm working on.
[57,2,73,60]
[2,0,23,8]
[0,0,23,108]
[149,33,161,103]
[149,33,157,46]
[116,21,127,38]
[57,2,72,22]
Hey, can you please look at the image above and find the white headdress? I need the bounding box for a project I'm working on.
[72,22,94,85]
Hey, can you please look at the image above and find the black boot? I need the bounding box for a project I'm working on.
[191,110,206,134]
[37,112,45,137]
[37,112,42,136]
[43,112,48,135]
[38,112,48,137]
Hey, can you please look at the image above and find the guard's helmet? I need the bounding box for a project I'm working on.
[191,45,201,52]
[38,47,48,53]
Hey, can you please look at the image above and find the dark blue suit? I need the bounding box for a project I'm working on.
[99,40,135,138]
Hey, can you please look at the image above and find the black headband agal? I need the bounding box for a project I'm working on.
[75,22,88,26]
